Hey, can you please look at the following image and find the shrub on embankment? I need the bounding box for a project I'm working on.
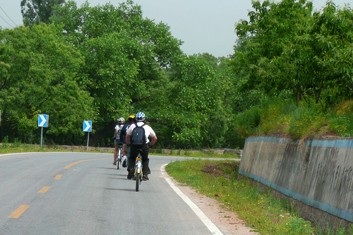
[233,98,353,142]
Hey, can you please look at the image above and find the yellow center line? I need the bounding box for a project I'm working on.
[37,186,51,193]
[63,159,102,170]
[6,158,104,221]
[54,174,62,180]
[9,204,30,219]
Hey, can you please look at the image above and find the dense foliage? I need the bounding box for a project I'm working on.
[231,0,353,140]
[234,0,353,107]
[0,24,93,145]
[1,0,353,148]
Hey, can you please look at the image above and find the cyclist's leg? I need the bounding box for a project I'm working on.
[127,145,131,157]
[122,144,127,157]
[127,146,138,179]
[127,145,131,167]
[141,144,150,179]
[113,141,118,165]
[128,147,137,171]
[121,144,127,167]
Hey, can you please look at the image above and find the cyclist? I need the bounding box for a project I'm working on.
[119,114,136,167]
[113,117,125,165]
[125,112,157,180]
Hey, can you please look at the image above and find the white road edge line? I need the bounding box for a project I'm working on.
[0,152,108,157]
[0,152,33,157]
[160,164,224,235]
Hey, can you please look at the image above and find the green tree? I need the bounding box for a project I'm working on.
[163,54,232,148]
[233,0,353,109]
[233,0,313,100]
[229,0,353,143]
[269,1,353,109]
[51,1,183,145]
[21,0,66,26]
[308,2,353,107]
[0,24,94,144]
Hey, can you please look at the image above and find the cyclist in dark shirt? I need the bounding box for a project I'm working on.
[119,114,136,167]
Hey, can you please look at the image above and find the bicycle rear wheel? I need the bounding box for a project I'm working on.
[117,148,121,170]
[135,172,140,191]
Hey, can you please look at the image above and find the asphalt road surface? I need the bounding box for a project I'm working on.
[0,152,224,235]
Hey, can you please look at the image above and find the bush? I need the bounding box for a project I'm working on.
[232,98,353,140]
[328,100,353,137]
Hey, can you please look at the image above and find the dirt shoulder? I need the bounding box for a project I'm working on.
[165,175,259,235]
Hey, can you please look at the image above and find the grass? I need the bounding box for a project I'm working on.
[0,142,111,154]
[165,159,353,235]
[150,148,239,159]
[0,143,51,154]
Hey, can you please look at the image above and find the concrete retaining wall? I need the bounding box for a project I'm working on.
[239,136,353,226]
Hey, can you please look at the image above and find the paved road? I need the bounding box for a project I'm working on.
[0,152,223,235]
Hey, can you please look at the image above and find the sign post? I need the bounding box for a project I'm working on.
[83,120,92,150]
[38,114,49,147]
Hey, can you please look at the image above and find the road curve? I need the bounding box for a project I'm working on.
[0,152,228,235]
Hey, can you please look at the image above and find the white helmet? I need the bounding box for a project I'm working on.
[117,117,125,124]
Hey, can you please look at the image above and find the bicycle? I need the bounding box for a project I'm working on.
[134,151,143,192]
[116,144,123,170]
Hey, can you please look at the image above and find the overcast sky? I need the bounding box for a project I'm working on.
[0,0,351,57]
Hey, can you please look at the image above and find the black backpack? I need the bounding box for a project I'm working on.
[130,124,146,145]
[120,123,130,144]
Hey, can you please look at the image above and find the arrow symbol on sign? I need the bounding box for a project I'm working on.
[84,121,92,132]
[39,115,47,127]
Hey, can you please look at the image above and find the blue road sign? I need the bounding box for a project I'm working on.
[83,120,92,132]
[38,114,49,127]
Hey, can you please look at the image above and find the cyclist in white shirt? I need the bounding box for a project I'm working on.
[113,117,125,165]
[125,112,157,180]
